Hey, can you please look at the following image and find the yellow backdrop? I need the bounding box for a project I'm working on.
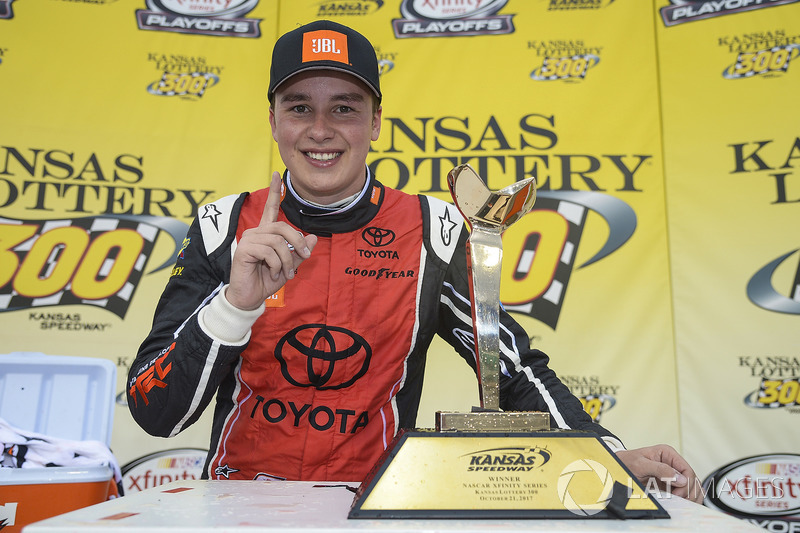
[1,2,797,523]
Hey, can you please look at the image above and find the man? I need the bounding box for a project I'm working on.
[128,20,702,502]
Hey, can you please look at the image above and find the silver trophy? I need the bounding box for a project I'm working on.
[437,164,549,431]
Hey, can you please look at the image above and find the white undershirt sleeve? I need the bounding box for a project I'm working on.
[198,284,264,345]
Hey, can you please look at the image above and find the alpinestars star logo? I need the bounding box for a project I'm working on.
[214,464,239,478]
[439,209,458,247]
[201,203,223,231]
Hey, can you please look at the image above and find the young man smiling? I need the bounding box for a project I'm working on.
[267,69,380,208]
[128,20,703,503]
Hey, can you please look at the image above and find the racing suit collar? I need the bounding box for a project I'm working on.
[280,166,384,235]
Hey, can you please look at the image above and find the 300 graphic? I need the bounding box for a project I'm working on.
[1,223,144,300]
[531,55,600,81]
[147,72,219,97]
[746,378,800,408]
[0,215,186,318]
[724,45,800,79]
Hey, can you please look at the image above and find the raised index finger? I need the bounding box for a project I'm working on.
[261,171,283,226]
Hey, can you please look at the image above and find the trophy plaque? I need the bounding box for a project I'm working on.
[348,165,668,520]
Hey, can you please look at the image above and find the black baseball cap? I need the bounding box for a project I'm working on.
[268,20,382,104]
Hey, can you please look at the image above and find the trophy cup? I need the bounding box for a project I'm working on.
[349,165,667,520]
[435,164,549,432]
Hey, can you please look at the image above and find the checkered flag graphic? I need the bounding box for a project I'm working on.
[503,195,588,329]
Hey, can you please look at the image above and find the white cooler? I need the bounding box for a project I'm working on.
[0,352,117,532]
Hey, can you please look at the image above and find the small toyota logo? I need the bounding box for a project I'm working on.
[362,227,396,247]
[275,324,371,390]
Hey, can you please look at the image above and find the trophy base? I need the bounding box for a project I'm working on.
[436,410,551,432]
[349,430,669,520]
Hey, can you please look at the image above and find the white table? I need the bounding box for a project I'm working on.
[24,480,761,533]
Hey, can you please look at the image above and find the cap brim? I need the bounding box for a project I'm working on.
[269,65,382,102]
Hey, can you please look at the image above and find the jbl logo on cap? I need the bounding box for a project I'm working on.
[302,30,349,64]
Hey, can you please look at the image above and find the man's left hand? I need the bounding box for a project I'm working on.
[616,444,704,504]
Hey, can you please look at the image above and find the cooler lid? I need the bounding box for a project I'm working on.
[0,352,116,445]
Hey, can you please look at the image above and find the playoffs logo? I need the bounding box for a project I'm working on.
[392,0,514,38]
[660,0,800,27]
[136,0,262,38]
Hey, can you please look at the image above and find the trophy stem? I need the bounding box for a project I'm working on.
[467,227,503,412]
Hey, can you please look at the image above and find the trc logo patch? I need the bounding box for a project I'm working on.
[275,324,371,390]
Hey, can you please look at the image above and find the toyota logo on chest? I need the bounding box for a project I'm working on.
[362,226,396,247]
[275,324,371,390]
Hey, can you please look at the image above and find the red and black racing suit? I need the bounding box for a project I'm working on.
[127,168,622,482]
